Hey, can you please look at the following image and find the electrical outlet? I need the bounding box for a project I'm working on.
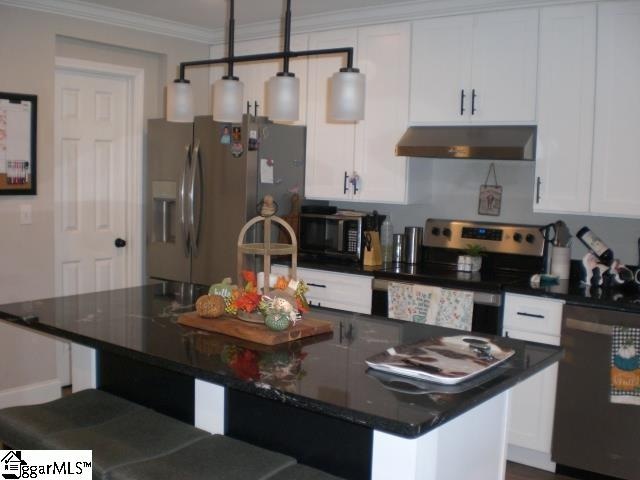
[20,204,32,225]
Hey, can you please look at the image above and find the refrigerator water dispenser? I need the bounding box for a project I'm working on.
[152,181,177,243]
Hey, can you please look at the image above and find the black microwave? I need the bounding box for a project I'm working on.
[299,213,364,261]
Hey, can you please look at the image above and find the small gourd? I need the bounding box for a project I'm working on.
[196,294,226,318]
[209,278,235,298]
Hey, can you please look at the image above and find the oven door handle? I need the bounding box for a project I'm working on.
[372,279,501,307]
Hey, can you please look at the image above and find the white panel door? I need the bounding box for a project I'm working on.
[354,23,410,203]
[410,15,473,123]
[305,28,357,200]
[54,70,128,295]
[534,4,596,213]
[471,9,539,123]
[590,1,640,217]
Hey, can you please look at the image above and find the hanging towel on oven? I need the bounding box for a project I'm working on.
[610,326,640,405]
[387,283,473,330]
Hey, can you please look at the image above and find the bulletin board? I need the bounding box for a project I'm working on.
[0,92,37,195]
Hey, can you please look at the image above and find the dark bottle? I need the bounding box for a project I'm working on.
[576,226,614,266]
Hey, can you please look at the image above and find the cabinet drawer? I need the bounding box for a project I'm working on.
[272,265,373,314]
[503,293,564,337]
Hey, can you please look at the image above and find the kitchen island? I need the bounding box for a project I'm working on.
[0,281,561,480]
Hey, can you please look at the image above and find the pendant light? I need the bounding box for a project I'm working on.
[330,68,366,121]
[212,0,244,123]
[265,0,299,122]
[166,79,194,123]
[166,0,365,124]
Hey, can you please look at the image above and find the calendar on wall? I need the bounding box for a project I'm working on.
[0,92,37,195]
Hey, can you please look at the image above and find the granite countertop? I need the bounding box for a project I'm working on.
[294,257,640,314]
[504,262,640,315]
[0,281,561,439]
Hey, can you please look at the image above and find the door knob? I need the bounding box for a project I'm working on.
[115,238,127,248]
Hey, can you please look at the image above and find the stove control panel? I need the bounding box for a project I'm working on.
[424,219,545,257]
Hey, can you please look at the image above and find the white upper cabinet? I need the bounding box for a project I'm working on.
[354,23,411,203]
[471,9,539,123]
[534,4,596,213]
[590,1,640,217]
[410,9,538,124]
[410,16,473,123]
[305,28,358,200]
[305,24,414,204]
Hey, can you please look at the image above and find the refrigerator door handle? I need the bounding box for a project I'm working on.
[180,144,191,257]
[189,140,203,257]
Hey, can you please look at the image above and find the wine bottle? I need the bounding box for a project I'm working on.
[576,226,614,266]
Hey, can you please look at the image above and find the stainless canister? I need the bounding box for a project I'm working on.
[392,234,405,263]
[403,226,423,264]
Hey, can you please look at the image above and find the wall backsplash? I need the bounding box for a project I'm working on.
[334,158,640,265]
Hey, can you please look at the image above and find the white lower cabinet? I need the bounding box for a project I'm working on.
[502,293,564,472]
[272,265,372,315]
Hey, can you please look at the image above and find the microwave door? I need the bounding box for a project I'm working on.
[336,220,344,253]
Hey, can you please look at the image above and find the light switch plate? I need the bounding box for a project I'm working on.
[20,204,32,225]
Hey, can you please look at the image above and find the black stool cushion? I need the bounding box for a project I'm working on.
[269,464,345,480]
[109,435,297,480]
[0,389,144,449]
[40,408,210,480]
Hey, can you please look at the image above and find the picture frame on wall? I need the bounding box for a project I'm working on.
[0,92,37,195]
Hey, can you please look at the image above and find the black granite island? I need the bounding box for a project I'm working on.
[0,281,561,480]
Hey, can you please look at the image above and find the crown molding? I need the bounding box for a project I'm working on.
[212,0,593,44]
[0,0,215,44]
[0,0,595,46]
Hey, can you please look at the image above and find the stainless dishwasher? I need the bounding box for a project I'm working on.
[552,304,640,479]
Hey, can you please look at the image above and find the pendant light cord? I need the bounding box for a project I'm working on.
[282,0,292,74]
[226,0,236,79]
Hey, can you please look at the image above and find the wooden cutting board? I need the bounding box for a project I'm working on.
[178,312,333,346]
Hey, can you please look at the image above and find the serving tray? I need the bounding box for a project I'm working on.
[366,335,514,385]
[178,312,332,346]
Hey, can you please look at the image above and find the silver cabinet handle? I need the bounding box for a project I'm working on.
[536,176,542,204]
[180,144,191,257]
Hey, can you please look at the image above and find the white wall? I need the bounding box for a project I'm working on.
[0,5,210,396]
[337,159,640,265]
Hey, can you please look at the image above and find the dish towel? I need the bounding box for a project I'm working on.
[387,283,473,330]
[610,326,640,405]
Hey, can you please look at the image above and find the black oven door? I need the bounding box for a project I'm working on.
[371,279,502,335]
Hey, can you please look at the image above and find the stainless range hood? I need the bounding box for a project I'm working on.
[395,126,537,160]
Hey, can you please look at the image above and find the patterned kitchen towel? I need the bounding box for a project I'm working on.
[387,283,441,323]
[432,288,474,331]
[610,326,640,405]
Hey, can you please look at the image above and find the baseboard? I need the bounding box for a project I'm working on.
[507,444,556,472]
[0,379,62,409]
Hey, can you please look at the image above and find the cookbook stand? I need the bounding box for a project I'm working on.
[237,215,297,294]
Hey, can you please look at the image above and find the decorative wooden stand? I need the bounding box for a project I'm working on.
[236,215,297,294]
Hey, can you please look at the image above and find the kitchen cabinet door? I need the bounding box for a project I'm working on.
[503,293,562,472]
[590,1,640,218]
[305,28,358,200]
[470,9,538,123]
[534,4,596,214]
[409,15,473,124]
[354,23,410,203]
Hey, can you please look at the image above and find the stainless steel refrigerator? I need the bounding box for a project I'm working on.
[146,115,306,285]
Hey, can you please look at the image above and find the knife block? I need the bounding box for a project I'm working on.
[363,231,383,266]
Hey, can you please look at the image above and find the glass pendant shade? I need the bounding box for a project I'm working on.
[329,70,366,121]
[166,80,194,123]
[266,74,300,122]
[212,77,244,123]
